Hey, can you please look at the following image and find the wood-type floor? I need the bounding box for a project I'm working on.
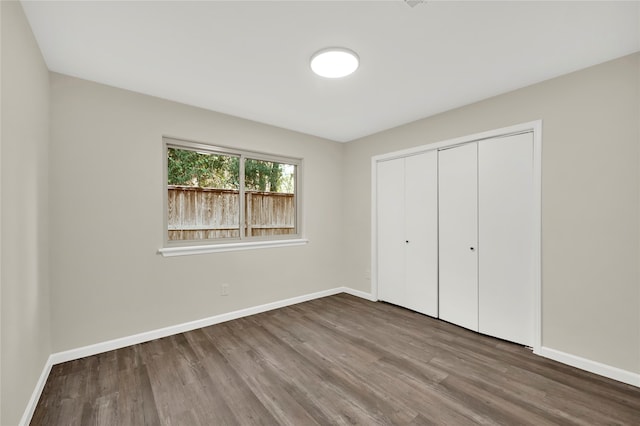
[31,294,640,425]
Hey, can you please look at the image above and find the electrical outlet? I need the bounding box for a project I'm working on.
[365,269,371,280]
[221,283,229,296]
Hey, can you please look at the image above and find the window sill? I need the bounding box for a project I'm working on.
[158,238,309,257]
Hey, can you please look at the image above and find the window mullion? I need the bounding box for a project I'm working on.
[239,155,246,240]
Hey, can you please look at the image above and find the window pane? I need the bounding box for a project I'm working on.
[244,159,296,237]
[167,147,240,241]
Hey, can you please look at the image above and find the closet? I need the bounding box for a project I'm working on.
[377,151,438,317]
[438,142,479,332]
[376,130,535,347]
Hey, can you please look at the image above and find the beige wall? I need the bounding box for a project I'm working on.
[49,73,345,353]
[1,1,52,425]
[344,53,640,373]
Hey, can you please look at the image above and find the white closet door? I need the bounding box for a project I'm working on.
[377,158,405,307]
[438,143,478,331]
[478,133,534,346]
[404,151,438,317]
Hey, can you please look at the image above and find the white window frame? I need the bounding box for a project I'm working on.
[158,137,307,257]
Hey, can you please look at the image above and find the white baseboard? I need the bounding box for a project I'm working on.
[341,287,376,301]
[535,346,640,387]
[22,286,367,425]
[19,355,54,426]
[23,289,637,425]
[50,287,363,365]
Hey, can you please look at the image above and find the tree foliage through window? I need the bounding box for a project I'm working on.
[168,147,294,193]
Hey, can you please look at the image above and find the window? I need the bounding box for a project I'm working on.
[162,137,303,253]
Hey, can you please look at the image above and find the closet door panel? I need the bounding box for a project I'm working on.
[377,158,405,306]
[479,133,534,346]
[438,143,479,331]
[404,151,438,317]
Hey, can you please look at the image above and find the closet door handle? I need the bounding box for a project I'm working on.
[470,247,475,251]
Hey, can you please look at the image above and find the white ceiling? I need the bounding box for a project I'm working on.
[21,1,640,142]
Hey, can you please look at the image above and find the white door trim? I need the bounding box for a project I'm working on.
[371,120,543,352]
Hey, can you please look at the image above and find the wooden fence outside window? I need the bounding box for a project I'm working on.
[167,186,295,241]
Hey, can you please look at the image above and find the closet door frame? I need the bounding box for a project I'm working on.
[371,120,542,352]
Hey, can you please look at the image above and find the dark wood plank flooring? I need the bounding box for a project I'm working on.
[31,294,640,425]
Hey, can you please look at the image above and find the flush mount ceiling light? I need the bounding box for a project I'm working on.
[310,48,359,78]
